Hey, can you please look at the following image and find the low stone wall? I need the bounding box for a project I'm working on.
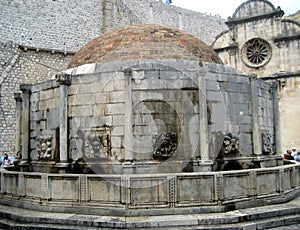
[1,164,299,216]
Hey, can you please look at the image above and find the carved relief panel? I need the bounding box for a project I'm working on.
[262,131,273,154]
[84,127,111,159]
[37,136,54,160]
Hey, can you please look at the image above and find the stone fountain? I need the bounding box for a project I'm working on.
[1,25,298,228]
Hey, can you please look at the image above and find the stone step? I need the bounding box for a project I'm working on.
[0,197,300,229]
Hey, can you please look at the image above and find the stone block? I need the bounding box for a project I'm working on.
[46,108,59,129]
[111,136,122,148]
[130,177,168,205]
[39,98,59,110]
[88,178,121,202]
[112,115,125,126]
[93,104,106,116]
[40,89,54,101]
[206,80,220,91]
[31,110,44,122]
[50,177,79,200]
[111,126,124,136]
[89,81,107,93]
[109,91,125,103]
[207,91,224,102]
[73,84,91,94]
[69,94,95,106]
[94,115,113,127]
[105,103,125,115]
[223,174,249,199]
[178,176,215,202]
[113,79,126,91]
[69,105,93,117]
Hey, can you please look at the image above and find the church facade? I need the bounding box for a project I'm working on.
[212,0,300,151]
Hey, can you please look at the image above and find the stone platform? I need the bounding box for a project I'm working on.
[0,196,300,229]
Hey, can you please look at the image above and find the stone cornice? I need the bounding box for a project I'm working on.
[226,9,284,27]
[18,45,76,55]
[273,33,300,42]
[261,71,300,80]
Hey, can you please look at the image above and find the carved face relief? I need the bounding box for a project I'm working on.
[84,128,110,159]
[152,132,177,159]
[223,133,240,155]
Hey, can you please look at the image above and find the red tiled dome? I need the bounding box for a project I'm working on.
[68,24,222,68]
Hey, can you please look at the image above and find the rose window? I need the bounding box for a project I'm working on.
[241,38,272,68]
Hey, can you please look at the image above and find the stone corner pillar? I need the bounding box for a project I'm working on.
[271,82,282,155]
[55,73,71,173]
[250,75,262,156]
[19,83,31,172]
[14,92,22,165]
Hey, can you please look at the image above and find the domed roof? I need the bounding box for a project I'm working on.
[68,24,222,68]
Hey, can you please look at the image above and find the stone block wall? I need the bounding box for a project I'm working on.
[68,71,126,165]
[205,63,275,156]
[30,80,60,162]
[122,0,227,45]
[0,42,72,154]
[0,0,103,51]
[0,0,226,52]
[22,59,277,173]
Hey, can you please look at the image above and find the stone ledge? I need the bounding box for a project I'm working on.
[0,197,300,229]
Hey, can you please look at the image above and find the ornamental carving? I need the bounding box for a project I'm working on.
[37,136,54,160]
[153,133,177,159]
[241,38,272,68]
[84,127,110,159]
[222,133,240,155]
[262,131,273,154]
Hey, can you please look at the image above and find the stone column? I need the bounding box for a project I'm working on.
[55,73,71,173]
[122,68,135,173]
[197,69,213,171]
[19,84,31,172]
[14,92,22,165]
[250,75,262,156]
[272,82,282,155]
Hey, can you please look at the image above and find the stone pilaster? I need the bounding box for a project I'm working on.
[19,83,31,172]
[14,92,22,163]
[272,82,282,155]
[197,69,213,171]
[122,68,135,173]
[250,75,262,156]
[55,73,71,173]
